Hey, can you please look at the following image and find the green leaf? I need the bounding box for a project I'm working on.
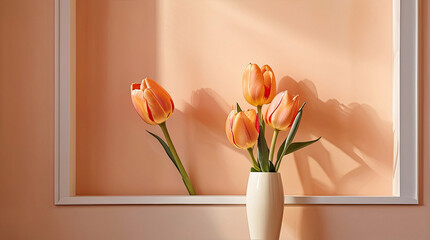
[278,103,305,158]
[251,167,259,172]
[275,103,305,171]
[257,120,270,172]
[268,161,276,172]
[146,130,179,171]
[285,137,321,155]
[236,103,243,112]
[277,139,287,163]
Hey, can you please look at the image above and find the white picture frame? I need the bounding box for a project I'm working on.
[55,0,419,205]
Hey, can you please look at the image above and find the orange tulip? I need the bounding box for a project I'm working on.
[225,109,259,149]
[130,78,174,125]
[264,90,300,131]
[242,63,277,106]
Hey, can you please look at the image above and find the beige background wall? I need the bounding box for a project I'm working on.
[76,0,394,196]
[0,0,429,239]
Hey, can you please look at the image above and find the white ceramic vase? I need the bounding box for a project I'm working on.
[246,172,284,240]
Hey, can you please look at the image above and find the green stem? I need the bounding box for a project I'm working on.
[257,105,265,133]
[247,148,261,171]
[159,122,196,195]
[269,129,279,162]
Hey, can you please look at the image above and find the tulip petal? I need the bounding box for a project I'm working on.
[230,117,236,145]
[131,88,156,125]
[270,93,299,131]
[242,64,265,106]
[271,106,294,131]
[244,109,259,132]
[261,65,276,104]
[262,71,272,99]
[225,111,239,148]
[289,95,300,127]
[170,98,175,112]
[131,83,141,91]
[232,113,250,148]
[266,91,285,124]
[143,78,174,115]
[242,114,259,145]
[267,75,277,103]
[264,85,270,99]
[146,101,155,122]
[255,113,259,132]
[143,88,170,124]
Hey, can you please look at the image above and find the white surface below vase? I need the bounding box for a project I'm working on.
[246,172,284,240]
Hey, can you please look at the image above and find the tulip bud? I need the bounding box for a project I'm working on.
[130,78,174,125]
[225,109,259,149]
[264,90,300,131]
[242,63,277,106]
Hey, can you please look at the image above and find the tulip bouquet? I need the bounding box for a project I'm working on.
[226,64,320,172]
[130,78,195,195]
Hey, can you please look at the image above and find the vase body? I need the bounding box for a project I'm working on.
[246,172,284,240]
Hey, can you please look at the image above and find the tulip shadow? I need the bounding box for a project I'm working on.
[277,76,394,196]
[275,76,394,240]
[181,88,254,195]
[177,78,394,197]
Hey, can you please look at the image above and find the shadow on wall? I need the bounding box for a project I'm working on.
[75,0,393,197]
[278,77,393,195]
[182,88,252,195]
[185,77,394,196]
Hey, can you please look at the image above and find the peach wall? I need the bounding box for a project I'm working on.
[0,0,429,240]
[75,0,393,196]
